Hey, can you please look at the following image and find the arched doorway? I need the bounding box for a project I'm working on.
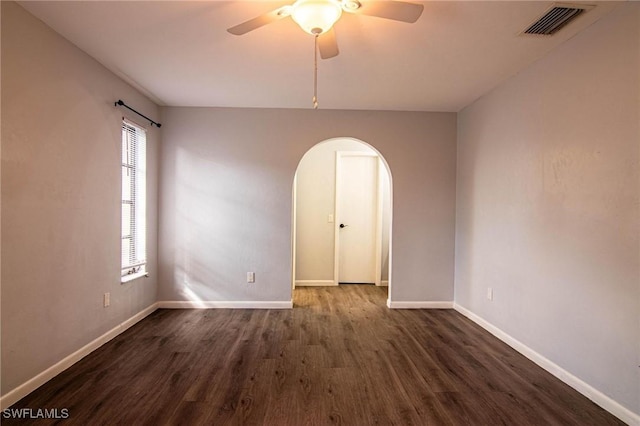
[291,138,393,303]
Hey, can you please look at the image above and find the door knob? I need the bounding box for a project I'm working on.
[339,224,348,228]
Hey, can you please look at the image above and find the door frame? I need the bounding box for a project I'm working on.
[334,151,384,286]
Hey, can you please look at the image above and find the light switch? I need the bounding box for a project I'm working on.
[328,214,334,223]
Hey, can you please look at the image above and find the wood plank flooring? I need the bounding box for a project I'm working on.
[4,285,625,425]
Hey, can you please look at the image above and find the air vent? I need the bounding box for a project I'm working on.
[523,4,591,35]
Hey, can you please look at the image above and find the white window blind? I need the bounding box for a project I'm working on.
[121,120,147,279]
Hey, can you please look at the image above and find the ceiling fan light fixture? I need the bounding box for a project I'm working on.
[291,0,343,35]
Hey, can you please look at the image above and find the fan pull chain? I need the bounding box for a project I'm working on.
[313,34,318,109]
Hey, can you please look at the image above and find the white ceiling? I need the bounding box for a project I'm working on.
[19,1,620,112]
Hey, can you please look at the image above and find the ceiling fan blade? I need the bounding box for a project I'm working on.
[227,7,288,35]
[354,1,424,23]
[318,28,339,59]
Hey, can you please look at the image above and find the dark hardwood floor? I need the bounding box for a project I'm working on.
[5,285,624,425]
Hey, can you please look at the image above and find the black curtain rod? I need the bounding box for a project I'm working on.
[115,99,161,128]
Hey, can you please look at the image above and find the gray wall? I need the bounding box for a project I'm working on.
[455,3,639,414]
[159,108,457,303]
[1,2,159,395]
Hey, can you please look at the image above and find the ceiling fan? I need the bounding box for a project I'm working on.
[228,0,423,108]
[227,0,424,60]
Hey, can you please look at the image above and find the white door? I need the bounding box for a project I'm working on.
[336,154,379,284]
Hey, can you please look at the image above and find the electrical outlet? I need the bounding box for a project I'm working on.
[104,292,110,307]
[247,272,255,283]
[487,287,493,301]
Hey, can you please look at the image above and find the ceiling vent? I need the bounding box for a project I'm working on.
[523,3,593,36]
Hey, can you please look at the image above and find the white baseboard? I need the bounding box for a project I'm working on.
[387,300,454,309]
[453,303,639,426]
[378,280,389,287]
[294,280,337,287]
[0,303,159,410]
[158,300,293,309]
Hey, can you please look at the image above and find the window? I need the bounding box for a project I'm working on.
[121,120,147,281]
